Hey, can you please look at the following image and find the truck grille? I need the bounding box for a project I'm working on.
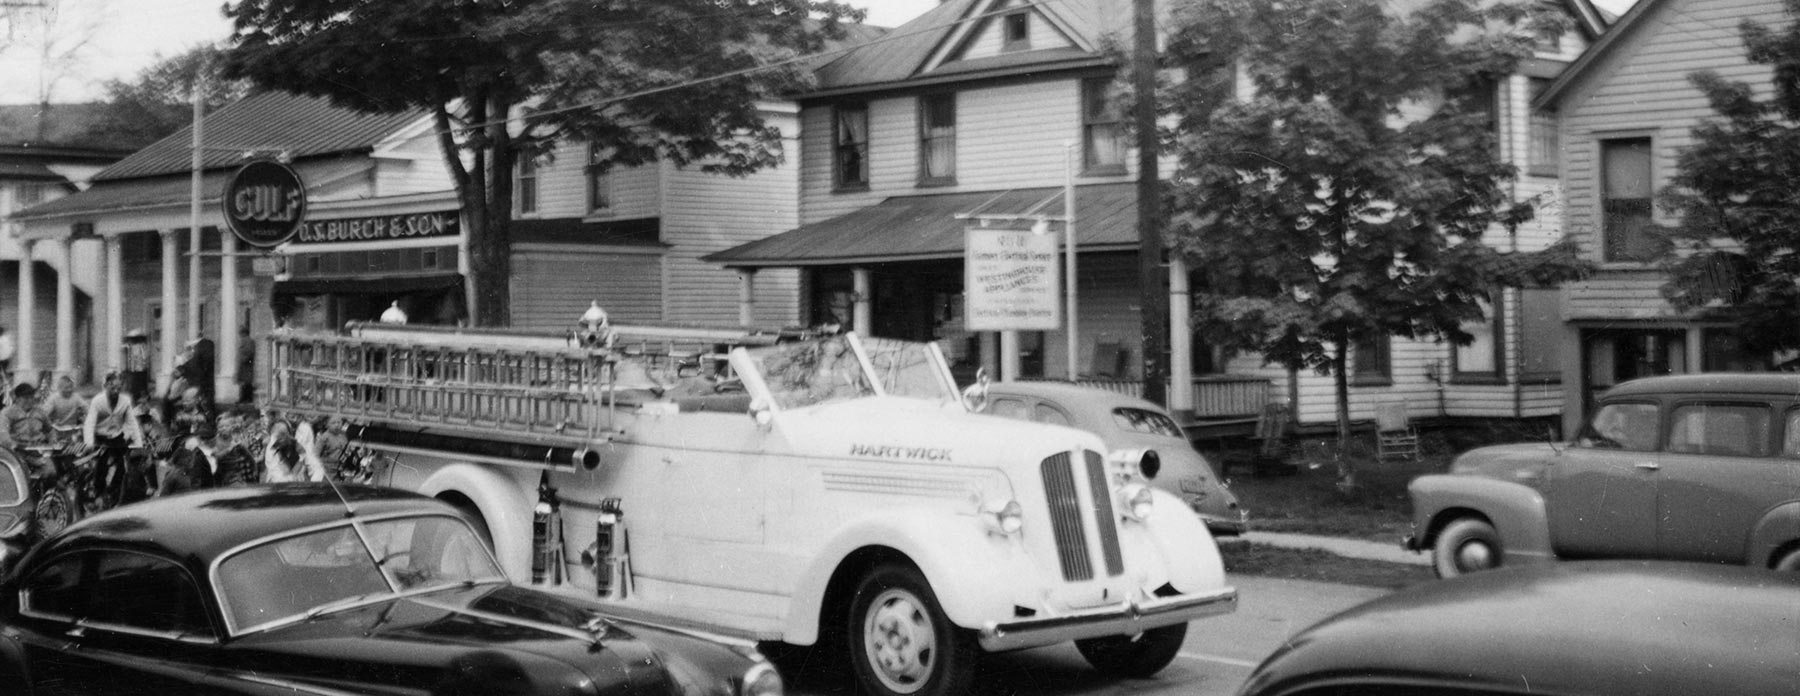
[1040,450,1124,582]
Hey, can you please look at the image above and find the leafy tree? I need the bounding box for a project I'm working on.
[76,46,248,150]
[220,0,859,326]
[1163,0,1590,482]
[1660,0,1800,356]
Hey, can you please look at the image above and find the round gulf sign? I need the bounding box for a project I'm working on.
[223,159,307,248]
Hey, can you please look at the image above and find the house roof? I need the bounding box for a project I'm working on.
[1535,0,1662,109]
[92,90,428,182]
[11,156,373,222]
[704,182,1140,267]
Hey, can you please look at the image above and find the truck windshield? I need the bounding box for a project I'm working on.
[743,335,878,409]
[861,337,958,404]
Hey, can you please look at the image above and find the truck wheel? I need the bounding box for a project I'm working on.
[1770,545,1800,571]
[1075,623,1186,679]
[847,563,976,696]
[1433,517,1502,579]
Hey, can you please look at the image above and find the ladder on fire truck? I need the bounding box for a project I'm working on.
[265,320,793,462]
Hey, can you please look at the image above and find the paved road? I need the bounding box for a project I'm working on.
[786,575,1393,696]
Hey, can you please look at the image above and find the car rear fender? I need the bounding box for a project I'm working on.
[1410,474,1554,563]
[416,464,535,582]
[782,511,1032,646]
[1749,501,1800,567]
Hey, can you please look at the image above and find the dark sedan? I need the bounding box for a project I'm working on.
[1238,561,1800,696]
[0,484,783,696]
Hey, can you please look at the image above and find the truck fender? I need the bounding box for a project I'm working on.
[1409,474,1554,564]
[1133,487,1226,593]
[416,464,535,582]
[1749,501,1800,567]
[781,512,1031,646]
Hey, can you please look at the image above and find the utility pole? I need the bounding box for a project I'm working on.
[1133,0,1168,406]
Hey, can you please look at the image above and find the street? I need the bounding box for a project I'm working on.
[785,575,1392,696]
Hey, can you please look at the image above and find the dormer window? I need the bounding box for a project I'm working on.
[1003,12,1029,51]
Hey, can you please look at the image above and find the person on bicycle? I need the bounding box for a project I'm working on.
[0,382,55,478]
[84,372,144,507]
[44,376,85,442]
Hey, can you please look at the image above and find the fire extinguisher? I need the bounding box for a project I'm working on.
[531,470,564,585]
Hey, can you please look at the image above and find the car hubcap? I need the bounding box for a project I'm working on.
[864,588,935,693]
[1455,540,1495,572]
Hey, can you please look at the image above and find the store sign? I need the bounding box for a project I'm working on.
[223,159,308,249]
[295,211,461,244]
[964,225,1060,331]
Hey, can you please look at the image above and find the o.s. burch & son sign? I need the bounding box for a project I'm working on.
[295,211,460,244]
[964,225,1061,331]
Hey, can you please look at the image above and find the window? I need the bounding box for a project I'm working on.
[1782,410,1800,457]
[1113,408,1185,438]
[1033,404,1071,427]
[16,182,48,208]
[1528,78,1558,176]
[1601,137,1662,262]
[834,103,870,190]
[1580,402,1660,451]
[1083,77,1127,173]
[919,93,956,184]
[1453,294,1504,383]
[1519,288,1561,382]
[1667,404,1770,457]
[1003,12,1030,51]
[21,556,84,620]
[990,398,1030,420]
[517,155,540,215]
[1352,335,1392,386]
[586,145,611,213]
[89,552,212,636]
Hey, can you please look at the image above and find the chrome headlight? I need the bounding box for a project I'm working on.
[1118,483,1155,522]
[980,499,1024,536]
[739,660,784,696]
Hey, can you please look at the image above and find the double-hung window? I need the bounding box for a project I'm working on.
[834,103,869,190]
[1601,137,1661,262]
[517,155,540,215]
[1453,293,1504,383]
[586,145,611,214]
[1083,77,1126,173]
[919,93,956,185]
[1352,335,1393,386]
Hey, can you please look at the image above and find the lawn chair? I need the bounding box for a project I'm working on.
[1375,402,1420,462]
[1250,402,1296,475]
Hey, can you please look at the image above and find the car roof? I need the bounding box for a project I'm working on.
[38,484,445,565]
[1243,561,1800,696]
[986,381,1167,413]
[1603,372,1800,400]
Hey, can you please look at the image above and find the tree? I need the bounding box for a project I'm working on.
[2,0,103,139]
[1660,0,1800,357]
[219,0,858,327]
[1163,0,1589,485]
[75,46,249,149]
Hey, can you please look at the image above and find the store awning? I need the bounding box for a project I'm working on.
[272,272,463,296]
[704,182,1140,269]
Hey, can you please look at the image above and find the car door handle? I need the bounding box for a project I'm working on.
[1634,461,1660,471]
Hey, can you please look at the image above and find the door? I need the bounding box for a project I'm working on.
[1656,402,1784,563]
[16,550,219,695]
[1545,400,1662,558]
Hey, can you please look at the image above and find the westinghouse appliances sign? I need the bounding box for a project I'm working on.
[964,225,1060,331]
[295,211,461,244]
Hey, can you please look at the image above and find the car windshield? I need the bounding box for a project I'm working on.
[1113,407,1185,438]
[214,514,505,634]
[742,335,878,409]
[860,337,958,404]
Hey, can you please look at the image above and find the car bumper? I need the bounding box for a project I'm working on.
[1201,512,1250,537]
[977,586,1238,652]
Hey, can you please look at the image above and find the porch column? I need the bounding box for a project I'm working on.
[737,270,757,326]
[979,332,998,381]
[218,231,240,403]
[160,229,181,390]
[187,225,201,341]
[105,236,125,373]
[1684,328,1703,373]
[15,239,36,380]
[54,237,74,379]
[1168,254,1193,416]
[851,267,872,337]
[1000,331,1021,381]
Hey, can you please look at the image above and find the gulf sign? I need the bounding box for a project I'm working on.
[223,159,308,249]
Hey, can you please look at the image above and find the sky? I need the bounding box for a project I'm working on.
[2,0,1634,105]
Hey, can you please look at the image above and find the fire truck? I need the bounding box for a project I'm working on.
[266,315,1237,696]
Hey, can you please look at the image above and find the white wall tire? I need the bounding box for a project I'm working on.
[1770,545,1800,572]
[848,563,976,696]
[1433,517,1502,579]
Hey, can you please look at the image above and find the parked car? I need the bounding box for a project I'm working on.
[0,448,27,571]
[983,381,1249,535]
[1406,373,1800,578]
[1237,561,1800,696]
[0,484,783,696]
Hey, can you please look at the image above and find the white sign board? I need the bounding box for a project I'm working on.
[965,226,1061,331]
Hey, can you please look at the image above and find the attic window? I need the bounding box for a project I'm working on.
[1003,12,1029,51]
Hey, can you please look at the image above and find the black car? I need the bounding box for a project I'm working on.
[1237,561,1800,696]
[0,484,784,696]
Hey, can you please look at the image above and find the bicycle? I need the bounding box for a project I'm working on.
[21,442,93,541]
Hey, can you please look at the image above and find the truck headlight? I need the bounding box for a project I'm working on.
[981,499,1024,536]
[1108,448,1160,480]
[1118,483,1154,522]
[739,661,783,696]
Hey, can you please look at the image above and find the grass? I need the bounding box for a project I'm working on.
[1218,542,1435,590]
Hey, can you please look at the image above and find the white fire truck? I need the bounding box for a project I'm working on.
[267,317,1236,696]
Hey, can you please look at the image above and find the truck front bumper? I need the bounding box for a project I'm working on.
[977,586,1238,652]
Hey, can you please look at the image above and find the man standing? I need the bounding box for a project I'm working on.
[85,372,144,507]
[0,383,54,477]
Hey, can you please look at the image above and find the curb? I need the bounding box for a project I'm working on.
[1221,531,1431,567]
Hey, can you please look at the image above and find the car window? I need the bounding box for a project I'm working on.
[20,555,84,621]
[1784,411,1800,458]
[88,551,213,637]
[1668,404,1771,457]
[989,398,1029,420]
[1579,402,1660,451]
[1034,404,1072,427]
[1113,408,1184,438]
[360,516,504,591]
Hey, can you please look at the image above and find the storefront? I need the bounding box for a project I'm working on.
[271,192,467,331]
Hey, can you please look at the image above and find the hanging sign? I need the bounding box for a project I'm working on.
[964,225,1061,331]
[222,159,308,249]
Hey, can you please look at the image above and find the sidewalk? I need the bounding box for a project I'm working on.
[1221,531,1430,566]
